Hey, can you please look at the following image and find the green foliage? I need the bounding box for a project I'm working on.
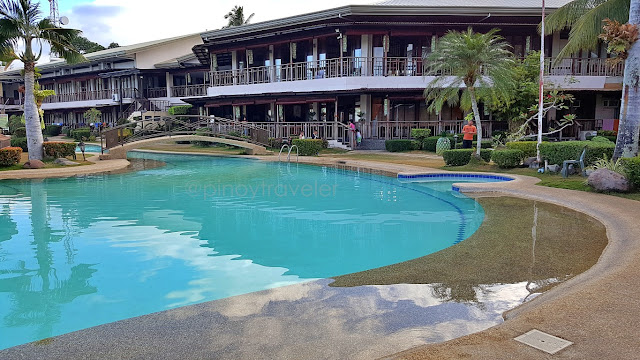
[487,52,540,123]
[70,34,106,54]
[43,142,76,158]
[268,138,283,149]
[505,141,542,158]
[10,137,27,152]
[0,147,22,166]
[423,136,442,152]
[224,5,255,27]
[83,108,102,123]
[43,125,62,136]
[590,135,614,143]
[597,130,618,137]
[491,149,525,168]
[410,129,432,146]
[168,105,193,116]
[385,139,414,152]
[442,149,492,166]
[191,129,212,147]
[622,157,640,188]
[8,115,25,134]
[436,137,451,155]
[292,139,324,156]
[539,141,615,166]
[13,127,26,138]
[590,154,626,174]
[71,128,91,141]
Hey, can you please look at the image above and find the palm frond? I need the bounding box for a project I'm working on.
[556,0,630,59]
[543,0,607,34]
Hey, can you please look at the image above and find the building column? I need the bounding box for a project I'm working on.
[166,71,173,98]
[359,94,371,138]
[312,102,319,122]
[269,45,275,83]
[361,34,371,76]
[231,50,238,85]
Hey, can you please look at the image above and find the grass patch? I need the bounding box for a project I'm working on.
[0,153,93,171]
[331,196,607,302]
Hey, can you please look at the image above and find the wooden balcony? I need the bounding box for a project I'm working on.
[43,89,136,103]
[210,57,625,88]
[145,87,168,98]
[171,84,207,97]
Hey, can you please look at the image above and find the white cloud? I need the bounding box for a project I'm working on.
[64,0,373,46]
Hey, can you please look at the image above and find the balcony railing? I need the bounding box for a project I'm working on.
[145,87,167,98]
[43,88,136,103]
[211,56,624,87]
[171,84,207,97]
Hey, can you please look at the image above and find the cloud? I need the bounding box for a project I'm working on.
[59,0,372,46]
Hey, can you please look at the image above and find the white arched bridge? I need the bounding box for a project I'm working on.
[101,115,271,159]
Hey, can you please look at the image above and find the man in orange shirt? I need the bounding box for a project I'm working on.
[462,120,477,148]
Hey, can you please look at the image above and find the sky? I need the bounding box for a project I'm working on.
[55,0,374,46]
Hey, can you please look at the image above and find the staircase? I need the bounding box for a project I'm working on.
[327,139,351,150]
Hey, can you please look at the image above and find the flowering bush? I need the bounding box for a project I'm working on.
[43,142,76,158]
[0,147,23,167]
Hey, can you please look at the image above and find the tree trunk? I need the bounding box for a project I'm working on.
[23,63,44,161]
[468,87,483,157]
[613,0,640,159]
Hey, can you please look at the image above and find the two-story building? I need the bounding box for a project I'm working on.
[0,32,208,127]
[182,0,622,144]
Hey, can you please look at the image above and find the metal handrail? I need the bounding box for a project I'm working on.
[278,144,290,161]
[287,145,299,163]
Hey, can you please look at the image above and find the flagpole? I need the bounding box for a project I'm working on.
[537,0,546,163]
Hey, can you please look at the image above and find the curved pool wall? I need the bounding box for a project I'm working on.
[0,152,486,350]
[398,173,514,192]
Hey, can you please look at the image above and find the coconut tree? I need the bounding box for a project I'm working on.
[0,0,84,160]
[545,0,639,158]
[424,28,516,157]
[224,6,254,28]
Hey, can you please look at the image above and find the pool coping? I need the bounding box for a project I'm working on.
[0,156,131,180]
[2,150,638,359]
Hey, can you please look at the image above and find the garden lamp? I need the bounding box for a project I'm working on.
[78,140,86,161]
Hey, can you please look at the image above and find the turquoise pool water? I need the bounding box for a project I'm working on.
[0,153,487,350]
[75,144,103,153]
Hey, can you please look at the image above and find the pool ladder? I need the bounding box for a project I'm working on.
[278,144,299,163]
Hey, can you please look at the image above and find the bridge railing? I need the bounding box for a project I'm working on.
[103,115,270,150]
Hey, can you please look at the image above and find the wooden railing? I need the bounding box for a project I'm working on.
[250,121,351,144]
[145,87,167,98]
[171,84,208,97]
[545,58,625,77]
[43,88,137,103]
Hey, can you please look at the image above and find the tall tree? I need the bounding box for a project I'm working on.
[69,34,105,54]
[424,28,516,157]
[0,0,85,160]
[224,6,254,28]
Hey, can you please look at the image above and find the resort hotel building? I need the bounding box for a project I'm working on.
[0,0,624,147]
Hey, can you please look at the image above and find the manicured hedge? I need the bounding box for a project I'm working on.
[454,140,493,149]
[442,149,492,166]
[43,142,76,158]
[590,136,613,143]
[70,128,91,141]
[43,125,62,136]
[292,139,324,156]
[622,157,640,188]
[491,149,524,168]
[13,127,26,138]
[410,129,431,149]
[505,141,542,158]
[539,141,615,166]
[10,137,28,152]
[385,139,415,152]
[0,147,22,166]
[423,136,442,152]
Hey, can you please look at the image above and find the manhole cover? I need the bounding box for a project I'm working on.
[514,329,573,354]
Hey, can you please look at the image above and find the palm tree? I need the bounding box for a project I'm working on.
[424,28,516,157]
[545,0,639,158]
[224,6,254,28]
[0,0,84,160]
[544,0,630,60]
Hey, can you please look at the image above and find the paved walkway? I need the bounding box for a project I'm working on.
[1,151,638,359]
[0,156,130,180]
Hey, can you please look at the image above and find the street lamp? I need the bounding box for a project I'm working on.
[78,139,86,161]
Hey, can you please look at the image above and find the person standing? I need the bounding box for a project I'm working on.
[462,120,477,149]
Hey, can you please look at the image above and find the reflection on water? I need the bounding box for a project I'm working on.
[0,153,486,350]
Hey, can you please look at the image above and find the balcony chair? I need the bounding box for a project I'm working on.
[561,146,587,178]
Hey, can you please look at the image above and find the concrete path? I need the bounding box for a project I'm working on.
[0,156,130,180]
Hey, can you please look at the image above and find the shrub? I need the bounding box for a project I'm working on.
[454,140,493,149]
[539,141,615,166]
[505,141,542,158]
[597,130,617,137]
[43,142,76,158]
[491,149,524,168]
[321,139,329,149]
[423,136,441,152]
[385,139,414,152]
[71,128,91,141]
[43,125,62,136]
[442,149,492,166]
[168,105,193,116]
[268,138,284,149]
[10,137,28,152]
[13,127,26,138]
[590,136,613,143]
[410,129,432,149]
[292,139,323,156]
[0,147,22,167]
[8,115,24,134]
[622,157,640,188]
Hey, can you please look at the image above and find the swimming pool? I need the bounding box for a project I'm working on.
[75,144,103,153]
[0,153,488,349]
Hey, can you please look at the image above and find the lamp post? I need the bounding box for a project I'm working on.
[537,0,546,164]
[78,139,86,161]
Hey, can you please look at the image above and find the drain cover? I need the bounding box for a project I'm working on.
[514,329,573,354]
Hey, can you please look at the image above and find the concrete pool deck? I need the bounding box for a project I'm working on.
[0,155,130,180]
[1,151,638,359]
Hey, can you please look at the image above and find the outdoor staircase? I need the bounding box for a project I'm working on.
[327,139,351,150]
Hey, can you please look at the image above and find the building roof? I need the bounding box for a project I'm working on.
[1,32,202,77]
[374,0,572,8]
